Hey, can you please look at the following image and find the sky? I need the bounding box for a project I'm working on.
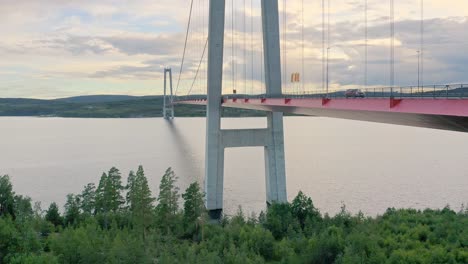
[0,0,467,99]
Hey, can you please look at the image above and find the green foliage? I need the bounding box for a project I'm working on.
[45,202,62,227]
[291,191,321,230]
[1,168,468,263]
[95,168,124,215]
[182,182,205,237]
[107,167,125,212]
[79,183,96,215]
[156,167,180,232]
[0,175,15,217]
[308,226,345,263]
[126,166,155,239]
[8,253,59,264]
[64,194,81,227]
[13,195,33,222]
[263,203,298,239]
[95,172,108,214]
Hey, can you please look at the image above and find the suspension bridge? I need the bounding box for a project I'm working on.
[162,0,468,219]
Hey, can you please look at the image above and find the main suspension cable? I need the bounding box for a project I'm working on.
[187,38,209,96]
[174,0,194,96]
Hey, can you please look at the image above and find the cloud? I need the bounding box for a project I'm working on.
[0,0,467,98]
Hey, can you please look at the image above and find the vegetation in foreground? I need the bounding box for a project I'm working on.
[0,168,467,264]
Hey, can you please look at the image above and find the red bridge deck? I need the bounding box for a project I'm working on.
[177,98,468,132]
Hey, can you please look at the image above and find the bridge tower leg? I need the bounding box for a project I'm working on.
[261,0,287,204]
[205,0,226,220]
[163,68,174,119]
[205,0,287,220]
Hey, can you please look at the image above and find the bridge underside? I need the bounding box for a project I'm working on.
[179,98,468,132]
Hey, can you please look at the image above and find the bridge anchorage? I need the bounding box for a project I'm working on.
[163,67,174,120]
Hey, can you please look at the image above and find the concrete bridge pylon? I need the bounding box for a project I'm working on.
[205,0,287,220]
[163,67,174,120]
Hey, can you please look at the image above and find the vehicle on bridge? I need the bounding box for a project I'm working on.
[345,89,366,98]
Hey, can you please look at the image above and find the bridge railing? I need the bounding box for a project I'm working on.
[173,84,468,102]
[282,84,468,99]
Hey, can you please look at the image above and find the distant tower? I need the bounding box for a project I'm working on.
[163,68,174,119]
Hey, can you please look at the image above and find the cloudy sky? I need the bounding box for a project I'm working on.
[0,0,467,99]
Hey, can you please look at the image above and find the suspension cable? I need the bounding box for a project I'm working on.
[283,0,287,93]
[174,0,194,96]
[326,0,331,93]
[364,0,368,88]
[420,0,424,89]
[390,0,395,89]
[251,0,254,94]
[232,0,235,94]
[301,0,305,93]
[187,38,209,96]
[322,0,325,91]
[244,0,247,95]
[261,15,264,94]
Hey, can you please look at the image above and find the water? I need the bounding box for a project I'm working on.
[1,117,467,216]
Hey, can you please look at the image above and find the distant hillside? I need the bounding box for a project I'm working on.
[54,95,162,104]
[0,95,264,118]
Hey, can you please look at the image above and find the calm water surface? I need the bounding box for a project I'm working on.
[1,117,467,216]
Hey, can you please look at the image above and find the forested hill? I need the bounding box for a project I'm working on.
[0,95,264,118]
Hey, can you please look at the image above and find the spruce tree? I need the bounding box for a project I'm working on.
[107,167,124,212]
[125,170,136,207]
[182,182,205,225]
[0,175,15,217]
[182,182,205,238]
[45,202,63,227]
[156,168,180,230]
[127,166,155,239]
[95,172,108,214]
[80,183,96,215]
[64,194,81,226]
